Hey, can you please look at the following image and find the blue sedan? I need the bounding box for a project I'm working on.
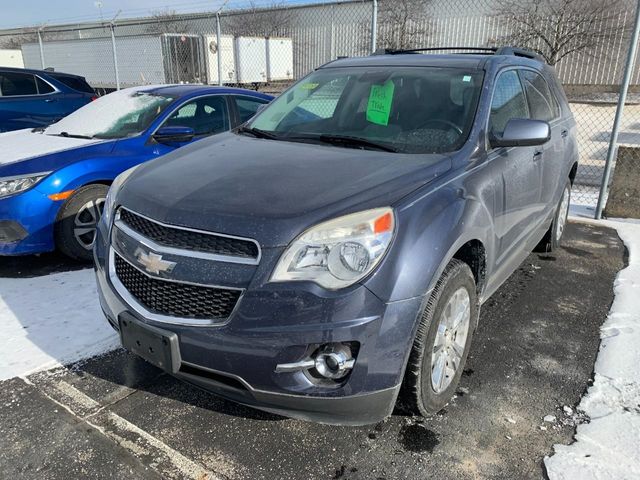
[0,67,97,132]
[0,84,272,260]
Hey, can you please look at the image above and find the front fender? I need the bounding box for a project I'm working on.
[34,160,123,197]
[363,183,495,303]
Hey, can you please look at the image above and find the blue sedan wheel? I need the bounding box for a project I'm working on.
[55,184,109,261]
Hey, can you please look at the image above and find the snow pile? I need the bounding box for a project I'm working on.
[0,268,119,381]
[545,219,640,480]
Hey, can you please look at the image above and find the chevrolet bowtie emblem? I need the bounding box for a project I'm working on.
[134,249,176,275]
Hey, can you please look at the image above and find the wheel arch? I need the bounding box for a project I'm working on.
[451,239,487,298]
[568,161,578,185]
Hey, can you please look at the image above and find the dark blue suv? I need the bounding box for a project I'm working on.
[94,47,578,425]
[0,67,95,132]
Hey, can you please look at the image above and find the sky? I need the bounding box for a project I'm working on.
[0,0,256,29]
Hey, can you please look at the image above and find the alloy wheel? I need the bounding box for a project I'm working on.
[73,197,105,250]
[556,185,570,242]
[430,287,471,394]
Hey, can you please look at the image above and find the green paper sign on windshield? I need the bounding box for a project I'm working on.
[366,80,395,126]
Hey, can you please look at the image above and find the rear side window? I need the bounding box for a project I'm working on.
[520,70,558,121]
[490,70,529,136]
[50,74,95,94]
[0,72,38,96]
[36,76,55,94]
[234,96,269,123]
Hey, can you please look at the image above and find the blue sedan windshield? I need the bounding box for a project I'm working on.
[45,88,175,139]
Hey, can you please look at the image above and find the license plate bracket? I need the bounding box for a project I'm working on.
[119,313,181,373]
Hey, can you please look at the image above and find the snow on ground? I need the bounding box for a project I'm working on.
[0,268,118,381]
[545,217,640,480]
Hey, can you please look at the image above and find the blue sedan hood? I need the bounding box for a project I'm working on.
[119,132,452,247]
[0,129,116,177]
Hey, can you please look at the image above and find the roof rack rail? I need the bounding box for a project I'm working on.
[494,46,544,62]
[372,47,497,56]
[371,46,545,63]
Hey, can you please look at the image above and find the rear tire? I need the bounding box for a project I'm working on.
[535,180,571,253]
[401,259,478,416]
[55,184,109,262]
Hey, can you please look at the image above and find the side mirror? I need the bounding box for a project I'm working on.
[153,126,195,145]
[490,118,550,148]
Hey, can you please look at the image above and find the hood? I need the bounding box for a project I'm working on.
[119,133,451,247]
[0,129,115,177]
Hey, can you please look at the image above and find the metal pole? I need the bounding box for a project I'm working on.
[370,0,378,54]
[216,12,223,86]
[110,23,120,90]
[330,5,335,60]
[37,29,45,69]
[595,0,640,219]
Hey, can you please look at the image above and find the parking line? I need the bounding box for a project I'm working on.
[29,378,223,480]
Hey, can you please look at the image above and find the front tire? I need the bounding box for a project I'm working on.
[55,184,109,261]
[401,259,478,416]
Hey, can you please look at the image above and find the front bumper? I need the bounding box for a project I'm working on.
[0,188,58,255]
[94,222,424,425]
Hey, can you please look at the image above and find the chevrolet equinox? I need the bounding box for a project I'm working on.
[94,47,578,425]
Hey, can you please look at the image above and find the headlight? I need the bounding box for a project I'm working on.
[271,208,395,289]
[101,165,140,227]
[0,172,50,199]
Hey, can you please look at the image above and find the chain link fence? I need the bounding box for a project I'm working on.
[1,0,640,218]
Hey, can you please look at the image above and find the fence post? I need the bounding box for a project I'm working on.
[216,12,223,86]
[110,23,120,90]
[595,0,640,219]
[37,29,45,69]
[370,0,377,54]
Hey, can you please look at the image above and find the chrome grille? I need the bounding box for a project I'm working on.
[118,209,259,260]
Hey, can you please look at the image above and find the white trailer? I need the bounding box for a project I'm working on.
[235,37,267,84]
[0,49,24,68]
[266,38,293,82]
[204,35,237,84]
[20,33,293,88]
[21,34,206,89]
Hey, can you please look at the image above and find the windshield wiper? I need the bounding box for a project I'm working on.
[49,131,94,140]
[237,126,280,140]
[288,134,398,153]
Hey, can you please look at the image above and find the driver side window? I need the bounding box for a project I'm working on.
[163,96,229,136]
[490,70,529,137]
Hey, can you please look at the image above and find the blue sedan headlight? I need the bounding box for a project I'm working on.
[0,172,50,199]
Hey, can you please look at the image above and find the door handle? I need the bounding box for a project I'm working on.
[44,98,57,103]
[533,150,543,161]
[561,129,568,138]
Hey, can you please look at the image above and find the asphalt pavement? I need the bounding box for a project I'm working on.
[0,221,625,479]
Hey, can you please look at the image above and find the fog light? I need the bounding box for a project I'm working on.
[275,342,356,380]
[314,345,355,379]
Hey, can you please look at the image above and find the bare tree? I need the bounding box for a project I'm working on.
[146,9,189,34]
[225,1,296,37]
[376,0,432,50]
[0,30,39,49]
[494,0,633,65]
[0,28,66,50]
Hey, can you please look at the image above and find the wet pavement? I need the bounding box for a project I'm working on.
[0,222,625,479]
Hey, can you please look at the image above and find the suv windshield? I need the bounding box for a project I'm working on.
[247,66,483,154]
[45,88,175,139]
